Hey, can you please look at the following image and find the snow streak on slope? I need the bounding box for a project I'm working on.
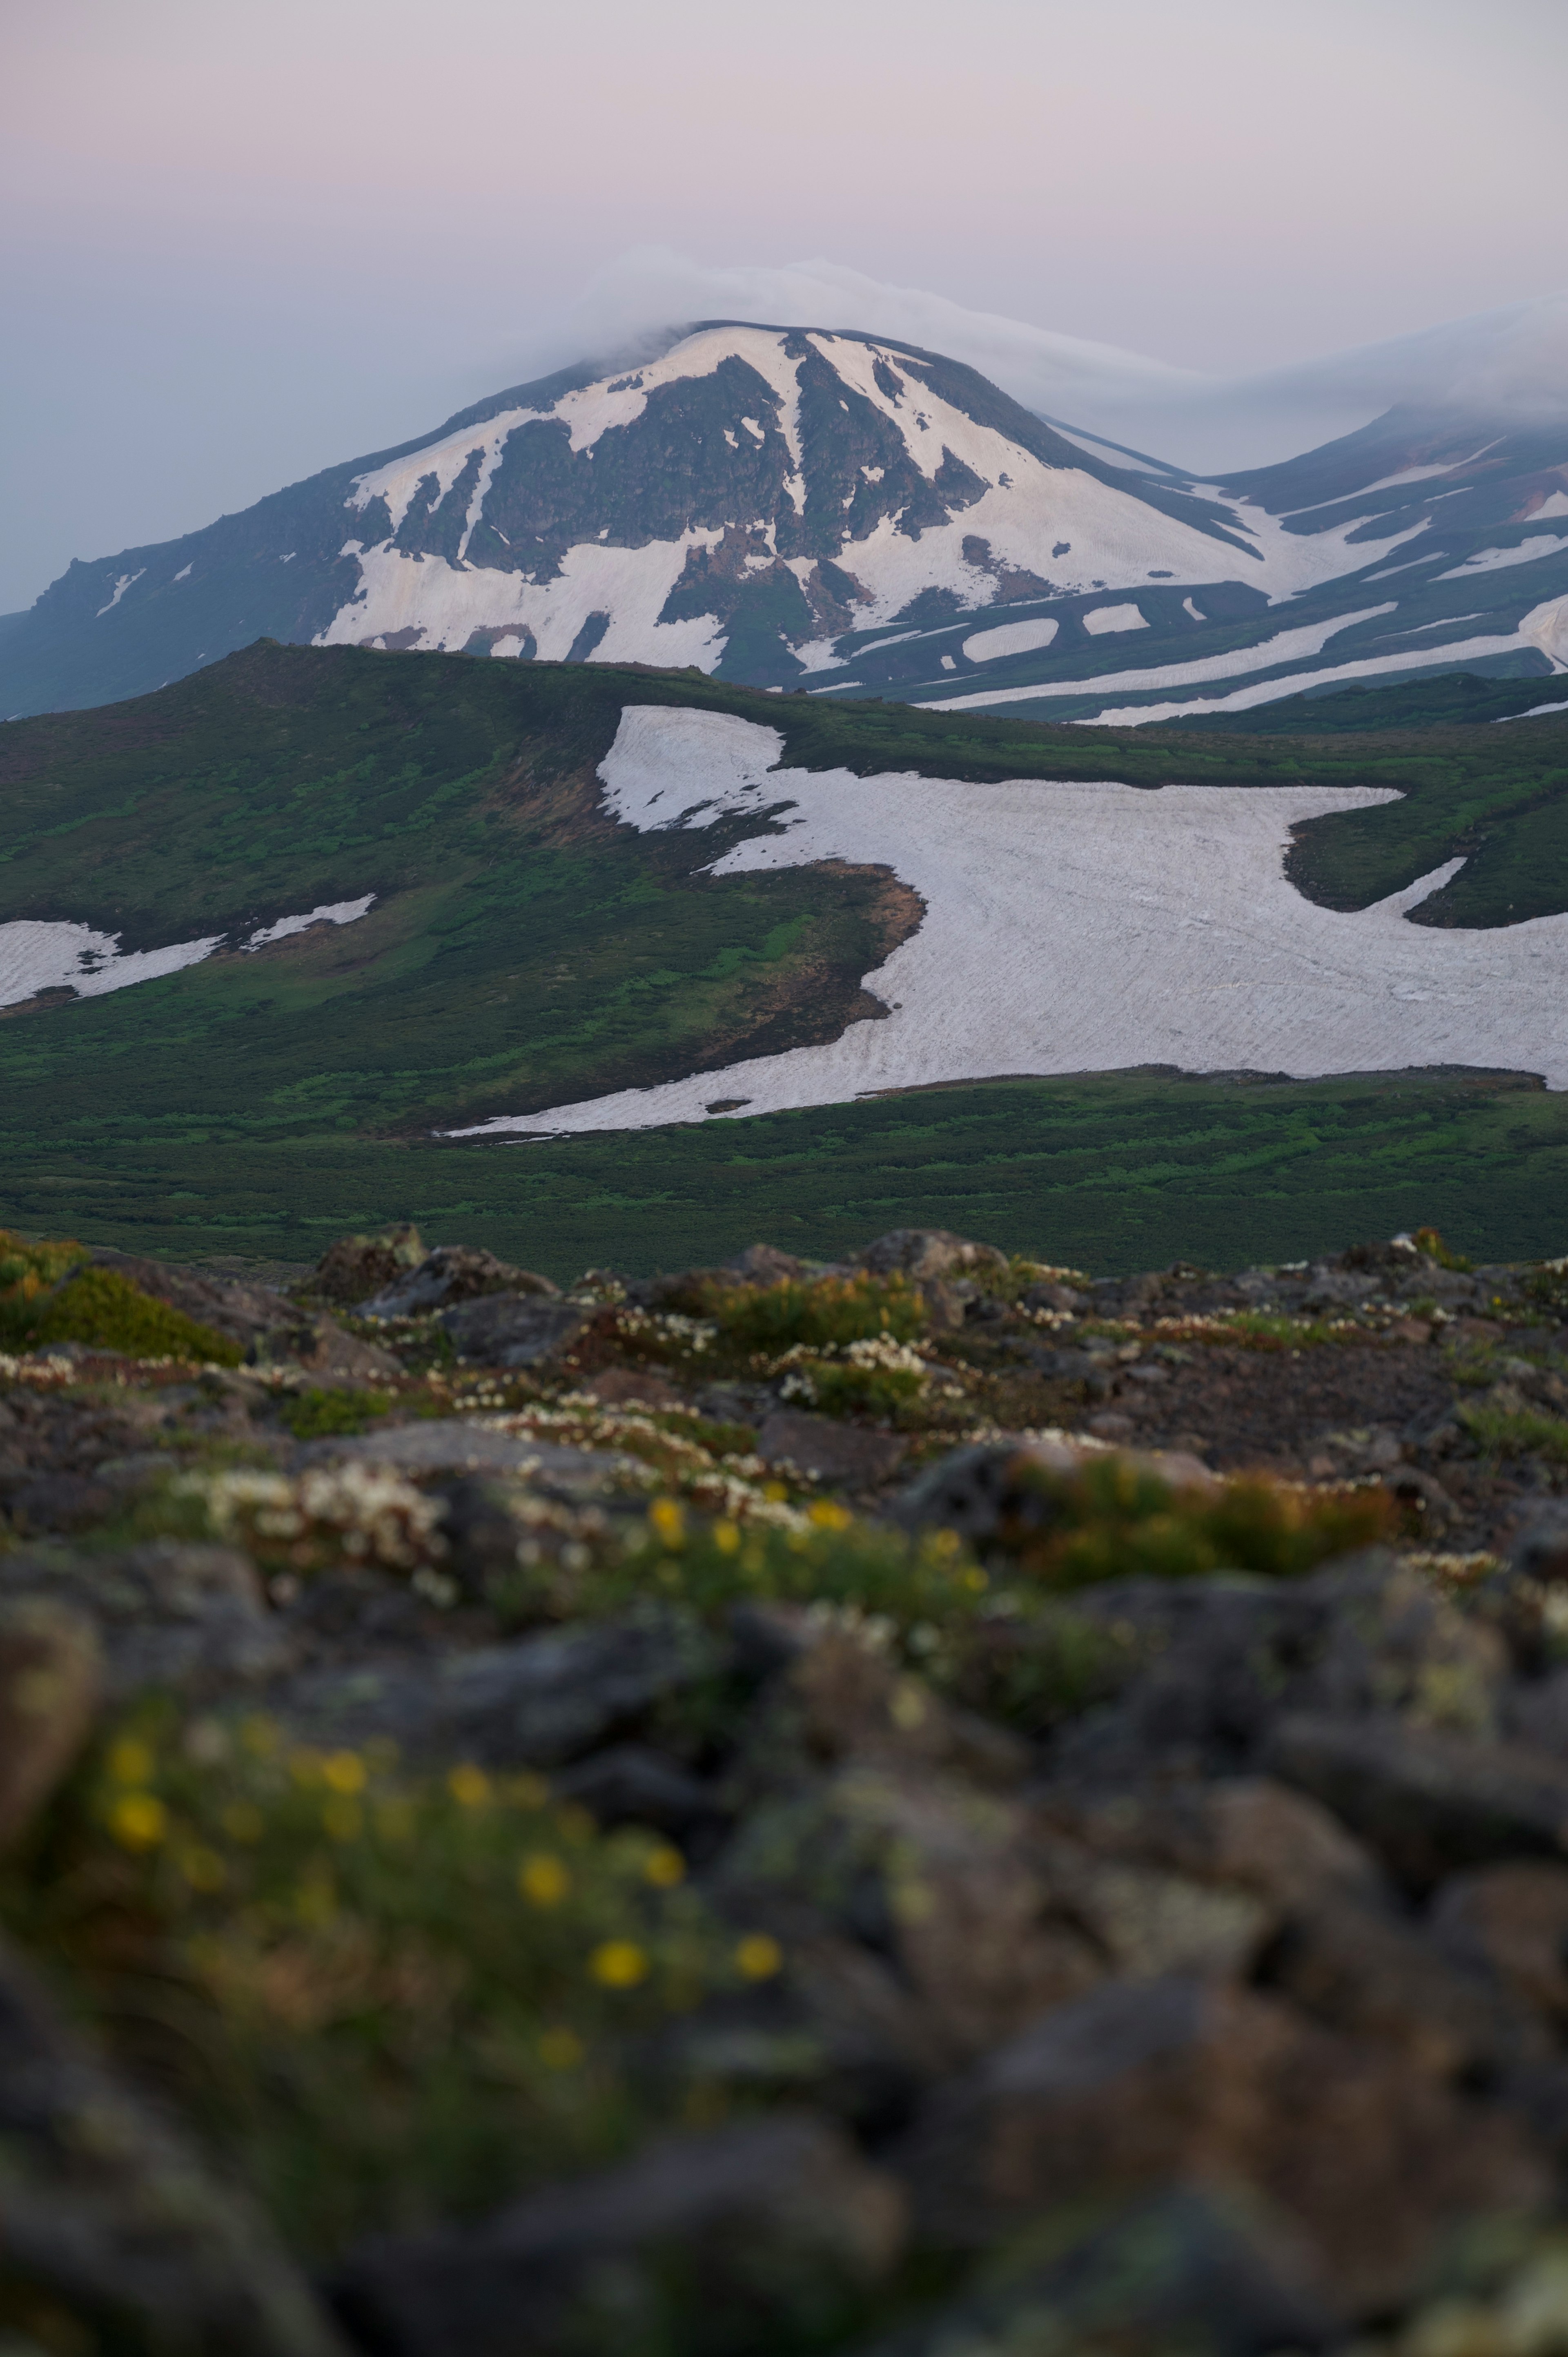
[1083,595,1568,725]
[0,897,376,1010]
[916,606,1397,711]
[448,709,1568,1139]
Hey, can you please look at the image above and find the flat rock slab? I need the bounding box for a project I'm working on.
[276,1611,721,1767]
[757,1409,907,1486]
[298,1421,635,1492]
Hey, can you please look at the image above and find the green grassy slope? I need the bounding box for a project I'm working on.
[0,642,1564,1273]
[3,1068,1563,1281]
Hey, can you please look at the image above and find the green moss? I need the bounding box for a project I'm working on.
[1459,1402,1568,1461]
[274,1386,393,1440]
[702,1274,927,1355]
[0,1264,242,1365]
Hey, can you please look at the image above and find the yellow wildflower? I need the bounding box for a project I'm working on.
[110,1793,168,1852]
[322,1750,368,1795]
[520,1852,570,1906]
[448,1763,491,1808]
[648,1497,685,1548]
[808,1499,852,1531]
[590,1939,649,1989]
[713,1519,741,1554]
[538,2026,584,2070]
[735,1933,783,1981]
[644,1844,686,1888]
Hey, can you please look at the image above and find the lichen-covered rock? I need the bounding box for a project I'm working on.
[0,1540,288,1702]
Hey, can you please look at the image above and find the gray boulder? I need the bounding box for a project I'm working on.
[891,1971,1547,2314]
[0,1542,290,1701]
[441,1294,588,1367]
[857,1228,1007,1283]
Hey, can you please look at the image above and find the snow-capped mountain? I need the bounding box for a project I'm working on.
[3,323,1565,722]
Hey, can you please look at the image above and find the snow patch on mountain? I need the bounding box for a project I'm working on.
[1437,535,1568,579]
[1082,595,1568,725]
[318,534,728,668]
[0,897,376,1011]
[448,706,1568,1137]
[1082,604,1147,636]
[916,605,1398,712]
[961,617,1059,664]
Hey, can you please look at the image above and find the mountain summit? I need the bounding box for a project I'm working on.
[4,324,1566,721]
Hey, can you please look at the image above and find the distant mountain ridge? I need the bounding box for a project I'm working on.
[2,324,1565,723]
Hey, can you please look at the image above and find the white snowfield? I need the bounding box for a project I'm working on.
[314,327,1432,671]
[0,897,375,1012]
[961,616,1059,663]
[447,707,1568,1142]
[1082,604,1147,635]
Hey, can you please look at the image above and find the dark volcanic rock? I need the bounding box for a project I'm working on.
[1051,1551,1507,1781]
[332,2115,906,2357]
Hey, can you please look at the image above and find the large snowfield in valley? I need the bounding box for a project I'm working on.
[450,707,1568,1139]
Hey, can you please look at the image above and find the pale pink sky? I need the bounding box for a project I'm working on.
[3,0,1565,607]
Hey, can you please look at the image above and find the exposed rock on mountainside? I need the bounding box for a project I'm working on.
[3,1215,1568,2350]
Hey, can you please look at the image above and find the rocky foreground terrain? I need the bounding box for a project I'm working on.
[2,1216,1568,2355]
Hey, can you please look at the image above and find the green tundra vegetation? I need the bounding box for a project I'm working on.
[0,641,1564,1275]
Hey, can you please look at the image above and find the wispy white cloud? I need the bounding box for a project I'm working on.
[512,251,1568,473]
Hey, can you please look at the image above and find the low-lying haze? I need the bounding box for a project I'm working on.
[3,0,1565,611]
